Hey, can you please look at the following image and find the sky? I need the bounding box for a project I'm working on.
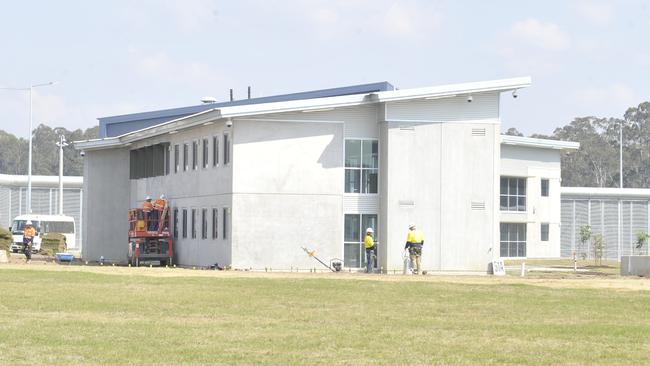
[0,0,649,138]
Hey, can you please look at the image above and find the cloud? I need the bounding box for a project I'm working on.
[129,49,226,87]
[572,84,640,109]
[510,18,570,51]
[573,0,614,26]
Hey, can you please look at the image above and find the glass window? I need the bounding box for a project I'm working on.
[345,140,361,168]
[192,141,198,170]
[202,139,209,168]
[500,177,526,211]
[541,223,549,241]
[500,223,526,257]
[182,209,187,238]
[223,208,228,239]
[183,144,188,171]
[223,133,230,165]
[212,208,218,239]
[191,208,196,238]
[173,208,178,238]
[345,139,378,194]
[174,145,179,173]
[165,145,170,175]
[541,179,549,197]
[201,208,208,239]
[213,136,219,167]
[343,213,377,268]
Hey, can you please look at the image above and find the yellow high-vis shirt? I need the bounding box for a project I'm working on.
[364,234,375,249]
[406,230,424,244]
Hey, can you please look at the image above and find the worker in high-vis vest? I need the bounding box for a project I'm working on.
[404,224,424,275]
[23,221,36,263]
[152,194,167,231]
[364,228,376,273]
[142,196,154,231]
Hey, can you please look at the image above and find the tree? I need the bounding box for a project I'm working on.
[504,127,524,136]
[578,225,592,259]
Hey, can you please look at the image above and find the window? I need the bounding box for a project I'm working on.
[222,207,228,239]
[174,144,179,173]
[541,223,549,241]
[192,141,198,170]
[541,179,549,197]
[201,208,208,239]
[183,143,188,171]
[500,177,526,211]
[212,208,218,239]
[202,139,209,168]
[165,145,170,175]
[345,139,378,193]
[223,133,230,165]
[212,136,219,166]
[500,223,526,257]
[191,208,196,238]
[173,208,178,238]
[182,209,187,238]
[343,214,378,268]
[128,143,168,179]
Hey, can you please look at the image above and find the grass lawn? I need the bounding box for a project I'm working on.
[0,265,649,365]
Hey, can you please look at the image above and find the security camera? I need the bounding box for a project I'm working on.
[467,95,473,103]
[225,119,233,128]
[80,150,86,157]
[512,90,518,99]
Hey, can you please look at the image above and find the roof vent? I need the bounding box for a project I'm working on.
[200,96,217,104]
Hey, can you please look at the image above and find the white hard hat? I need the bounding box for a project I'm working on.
[160,194,166,199]
[145,195,151,200]
[366,227,374,233]
[26,220,33,225]
[409,223,416,230]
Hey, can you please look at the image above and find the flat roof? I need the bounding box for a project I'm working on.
[0,174,83,188]
[561,187,650,199]
[77,76,532,150]
[501,135,580,150]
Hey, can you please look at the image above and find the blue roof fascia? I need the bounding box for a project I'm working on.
[98,81,394,127]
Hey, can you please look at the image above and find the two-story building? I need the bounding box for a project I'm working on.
[75,77,579,271]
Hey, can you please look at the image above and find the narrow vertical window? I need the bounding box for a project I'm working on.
[223,133,230,165]
[541,179,549,197]
[212,208,218,239]
[212,136,219,167]
[174,144,179,173]
[222,207,228,239]
[182,209,187,238]
[191,208,196,239]
[192,141,198,170]
[164,145,170,175]
[201,208,208,239]
[541,223,549,241]
[202,139,209,168]
[173,208,178,238]
[183,143,188,171]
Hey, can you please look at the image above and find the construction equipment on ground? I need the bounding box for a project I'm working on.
[128,207,173,267]
[301,246,342,272]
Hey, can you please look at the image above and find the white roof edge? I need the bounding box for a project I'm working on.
[561,187,650,198]
[75,76,533,150]
[501,135,580,150]
[0,174,83,188]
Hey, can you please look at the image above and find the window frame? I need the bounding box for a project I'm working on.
[174,144,180,173]
[212,135,219,167]
[541,223,549,242]
[222,207,228,239]
[343,213,378,268]
[183,143,189,172]
[344,138,379,195]
[500,222,527,257]
[223,133,230,166]
[182,208,187,238]
[212,208,218,239]
[541,179,549,197]
[191,208,197,239]
[500,176,527,212]
[192,140,199,170]
[202,138,209,169]
[173,207,178,239]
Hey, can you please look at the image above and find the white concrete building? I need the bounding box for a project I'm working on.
[75,77,578,271]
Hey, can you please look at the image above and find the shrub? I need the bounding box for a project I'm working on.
[39,233,66,257]
[0,227,11,253]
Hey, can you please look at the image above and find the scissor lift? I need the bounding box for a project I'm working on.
[127,207,173,267]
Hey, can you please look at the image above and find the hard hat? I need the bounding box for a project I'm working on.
[409,223,416,230]
[160,194,166,199]
[366,227,374,233]
[145,195,151,200]
[26,220,33,225]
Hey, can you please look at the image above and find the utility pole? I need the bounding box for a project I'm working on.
[55,132,69,215]
[620,120,623,188]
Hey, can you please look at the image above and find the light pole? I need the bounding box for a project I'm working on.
[55,129,69,215]
[619,120,623,189]
[0,81,57,214]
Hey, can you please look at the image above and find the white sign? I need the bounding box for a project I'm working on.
[491,259,506,276]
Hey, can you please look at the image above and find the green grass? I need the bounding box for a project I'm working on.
[0,267,649,365]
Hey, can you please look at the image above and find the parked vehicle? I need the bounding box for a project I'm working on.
[10,214,75,253]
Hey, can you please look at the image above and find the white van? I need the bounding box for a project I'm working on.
[10,214,76,253]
